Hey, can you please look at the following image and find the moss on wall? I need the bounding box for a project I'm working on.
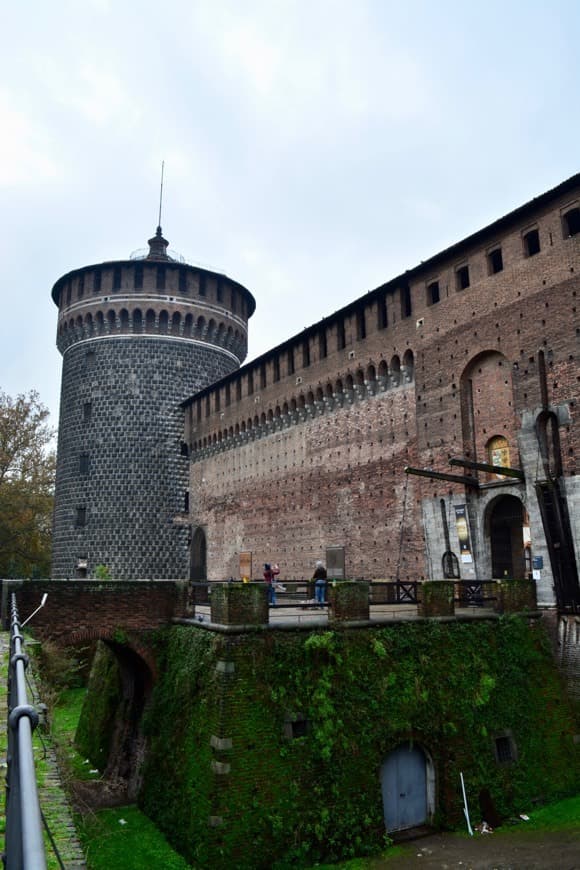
[75,641,122,769]
[106,617,578,868]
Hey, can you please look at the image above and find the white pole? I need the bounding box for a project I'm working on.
[460,771,473,836]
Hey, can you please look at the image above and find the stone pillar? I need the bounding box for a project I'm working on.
[328,581,370,622]
[493,579,537,614]
[418,581,455,617]
[210,583,269,626]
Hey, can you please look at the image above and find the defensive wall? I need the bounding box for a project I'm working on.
[183,175,580,609]
[70,585,579,869]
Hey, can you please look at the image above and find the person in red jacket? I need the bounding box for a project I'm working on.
[264,562,280,605]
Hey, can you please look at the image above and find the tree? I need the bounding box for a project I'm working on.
[0,390,56,578]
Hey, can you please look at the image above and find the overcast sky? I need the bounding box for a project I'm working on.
[2,0,579,427]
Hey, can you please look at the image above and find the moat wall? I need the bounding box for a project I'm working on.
[77,616,580,868]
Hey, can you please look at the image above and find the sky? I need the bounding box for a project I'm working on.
[2,0,580,428]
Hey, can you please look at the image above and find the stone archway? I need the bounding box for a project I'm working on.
[487,495,525,579]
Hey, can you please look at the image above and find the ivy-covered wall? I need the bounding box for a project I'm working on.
[79,617,580,868]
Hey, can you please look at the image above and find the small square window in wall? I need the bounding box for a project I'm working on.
[523,228,540,257]
[75,506,87,527]
[427,280,440,305]
[493,732,517,764]
[456,265,470,290]
[488,247,504,274]
[562,207,580,237]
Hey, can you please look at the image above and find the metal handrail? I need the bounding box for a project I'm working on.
[3,594,47,869]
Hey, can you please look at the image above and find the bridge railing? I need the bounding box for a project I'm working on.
[3,594,47,869]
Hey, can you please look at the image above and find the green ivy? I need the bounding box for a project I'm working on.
[85,618,579,868]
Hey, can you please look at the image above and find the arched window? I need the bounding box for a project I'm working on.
[487,435,511,479]
[133,309,143,333]
[190,527,207,581]
[145,309,156,332]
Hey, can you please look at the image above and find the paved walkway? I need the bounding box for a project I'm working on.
[0,631,86,868]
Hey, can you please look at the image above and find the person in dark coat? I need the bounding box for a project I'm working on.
[313,560,327,606]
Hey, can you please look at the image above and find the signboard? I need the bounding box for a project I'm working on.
[239,551,252,582]
[454,505,473,564]
[326,546,345,580]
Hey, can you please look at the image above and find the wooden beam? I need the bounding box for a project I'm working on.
[404,466,479,488]
[448,457,525,480]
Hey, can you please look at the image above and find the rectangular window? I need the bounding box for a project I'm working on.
[523,228,540,257]
[199,273,206,296]
[231,288,237,313]
[287,348,295,376]
[83,401,92,422]
[236,379,242,401]
[273,357,280,382]
[225,383,231,406]
[75,506,87,527]
[456,265,470,290]
[302,340,310,367]
[205,395,211,417]
[427,280,440,305]
[156,265,166,290]
[260,364,267,389]
[337,319,346,350]
[183,491,190,513]
[215,390,221,411]
[247,371,254,395]
[66,282,72,305]
[78,274,84,299]
[93,270,101,293]
[401,285,412,318]
[134,263,143,289]
[217,280,223,303]
[179,267,188,293]
[494,734,517,764]
[562,207,580,237]
[79,453,90,475]
[85,350,96,368]
[319,329,327,359]
[196,402,202,422]
[377,295,388,329]
[487,247,503,274]
[113,266,122,290]
[356,309,366,340]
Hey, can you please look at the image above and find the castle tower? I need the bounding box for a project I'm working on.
[51,228,255,579]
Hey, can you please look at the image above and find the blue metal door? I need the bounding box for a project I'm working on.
[381,743,427,832]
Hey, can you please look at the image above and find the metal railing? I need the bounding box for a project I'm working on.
[3,594,47,869]
[454,580,497,608]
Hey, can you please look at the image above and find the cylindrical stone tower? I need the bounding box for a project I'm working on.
[51,227,255,579]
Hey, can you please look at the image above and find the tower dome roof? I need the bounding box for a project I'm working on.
[146,225,171,260]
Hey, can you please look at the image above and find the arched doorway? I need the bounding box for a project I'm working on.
[381,742,432,832]
[190,527,207,580]
[488,496,525,579]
